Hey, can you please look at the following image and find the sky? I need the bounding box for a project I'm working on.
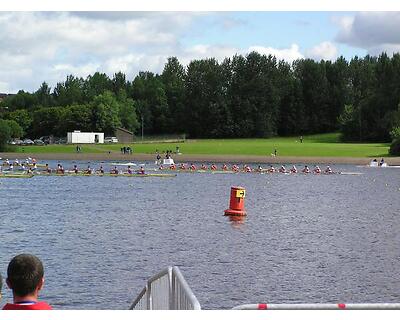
[1,9,400,93]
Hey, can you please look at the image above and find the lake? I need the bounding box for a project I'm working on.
[0,160,399,309]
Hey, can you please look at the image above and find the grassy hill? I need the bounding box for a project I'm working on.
[11,133,390,158]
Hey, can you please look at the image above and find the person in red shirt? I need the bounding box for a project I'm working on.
[2,254,52,310]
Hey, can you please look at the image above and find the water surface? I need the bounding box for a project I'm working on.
[0,161,399,309]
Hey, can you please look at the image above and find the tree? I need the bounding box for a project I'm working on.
[0,119,12,151]
[0,90,37,111]
[338,104,361,141]
[184,58,231,137]
[112,72,128,94]
[35,82,54,107]
[131,72,168,135]
[90,91,121,134]
[84,72,112,101]
[389,126,400,155]
[53,75,85,106]
[277,61,305,135]
[30,107,63,138]
[58,104,93,134]
[4,120,23,138]
[293,59,331,133]
[161,57,186,133]
[3,109,32,135]
[116,91,140,133]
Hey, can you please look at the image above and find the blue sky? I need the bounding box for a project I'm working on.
[0,11,399,92]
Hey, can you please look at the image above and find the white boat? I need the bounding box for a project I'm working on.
[357,161,400,168]
[155,158,175,166]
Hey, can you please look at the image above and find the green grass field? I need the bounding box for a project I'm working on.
[12,133,390,158]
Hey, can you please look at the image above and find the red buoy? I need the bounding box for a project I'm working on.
[224,186,246,216]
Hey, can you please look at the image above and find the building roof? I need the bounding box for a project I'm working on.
[116,127,133,135]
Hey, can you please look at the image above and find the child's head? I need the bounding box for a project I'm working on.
[6,254,44,297]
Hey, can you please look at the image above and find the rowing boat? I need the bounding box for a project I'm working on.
[0,174,33,178]
[32,172,177,178]
[2,163,46,168]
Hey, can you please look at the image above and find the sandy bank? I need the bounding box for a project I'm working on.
[2,152,400,165]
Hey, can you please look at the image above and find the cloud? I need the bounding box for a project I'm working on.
[335,12,400,55]
[306,41,338,61]
[0,12,318,93]
[0,12,195,92]
[248,44,304,62]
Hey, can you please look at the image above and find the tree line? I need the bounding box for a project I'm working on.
[1,52,400,153]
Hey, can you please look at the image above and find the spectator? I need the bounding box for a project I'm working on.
[2,254,52,310]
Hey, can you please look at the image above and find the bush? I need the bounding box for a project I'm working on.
[389,139,400,156]
[390,126,400,141]
[0,119,12,151]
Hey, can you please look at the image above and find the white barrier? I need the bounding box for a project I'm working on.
[232,303,400,310]
[129,266,201,310]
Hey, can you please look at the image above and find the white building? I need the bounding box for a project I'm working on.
[67,131,104,144]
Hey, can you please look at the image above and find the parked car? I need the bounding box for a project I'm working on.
[34,139,45,145]
[39,136,52,144]
[104,137,118,143]
[54,138,67,144]
[22,139,34,145]
[8,139,23,145]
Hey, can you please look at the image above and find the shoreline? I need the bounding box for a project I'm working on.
[1,152,400,165]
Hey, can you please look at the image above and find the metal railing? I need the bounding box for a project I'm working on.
[129,266,201,310]
[233,303,400,310]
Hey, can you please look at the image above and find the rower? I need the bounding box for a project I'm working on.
[302,165,310,174]
[190,163,196,171]
[201,164,208,170]
[85,165,92,174]
[290,165,298,173]
[222,164,228,171]
[325,165,333,174]
[110,166,119,174]
[73,165,79,174]
[57,164,65,174]
[179,163,186,170]
[244,165,252,173]
[159,164,164,170]
[313,165,321,174]
[97,165,104,174]
[268,165,275,173]
[210,164,217,171]
[45,164,51,173]
[138,166,145,174]
[169,164,176,170]
[279,165,286,173]
[232,165,239,172]
[127,165,133,174]
[256,165,263,173]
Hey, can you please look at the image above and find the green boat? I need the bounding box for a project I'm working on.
[0,174,33,178]
[33,172,176,178]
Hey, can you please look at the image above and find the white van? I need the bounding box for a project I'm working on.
[104,137,119,143]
